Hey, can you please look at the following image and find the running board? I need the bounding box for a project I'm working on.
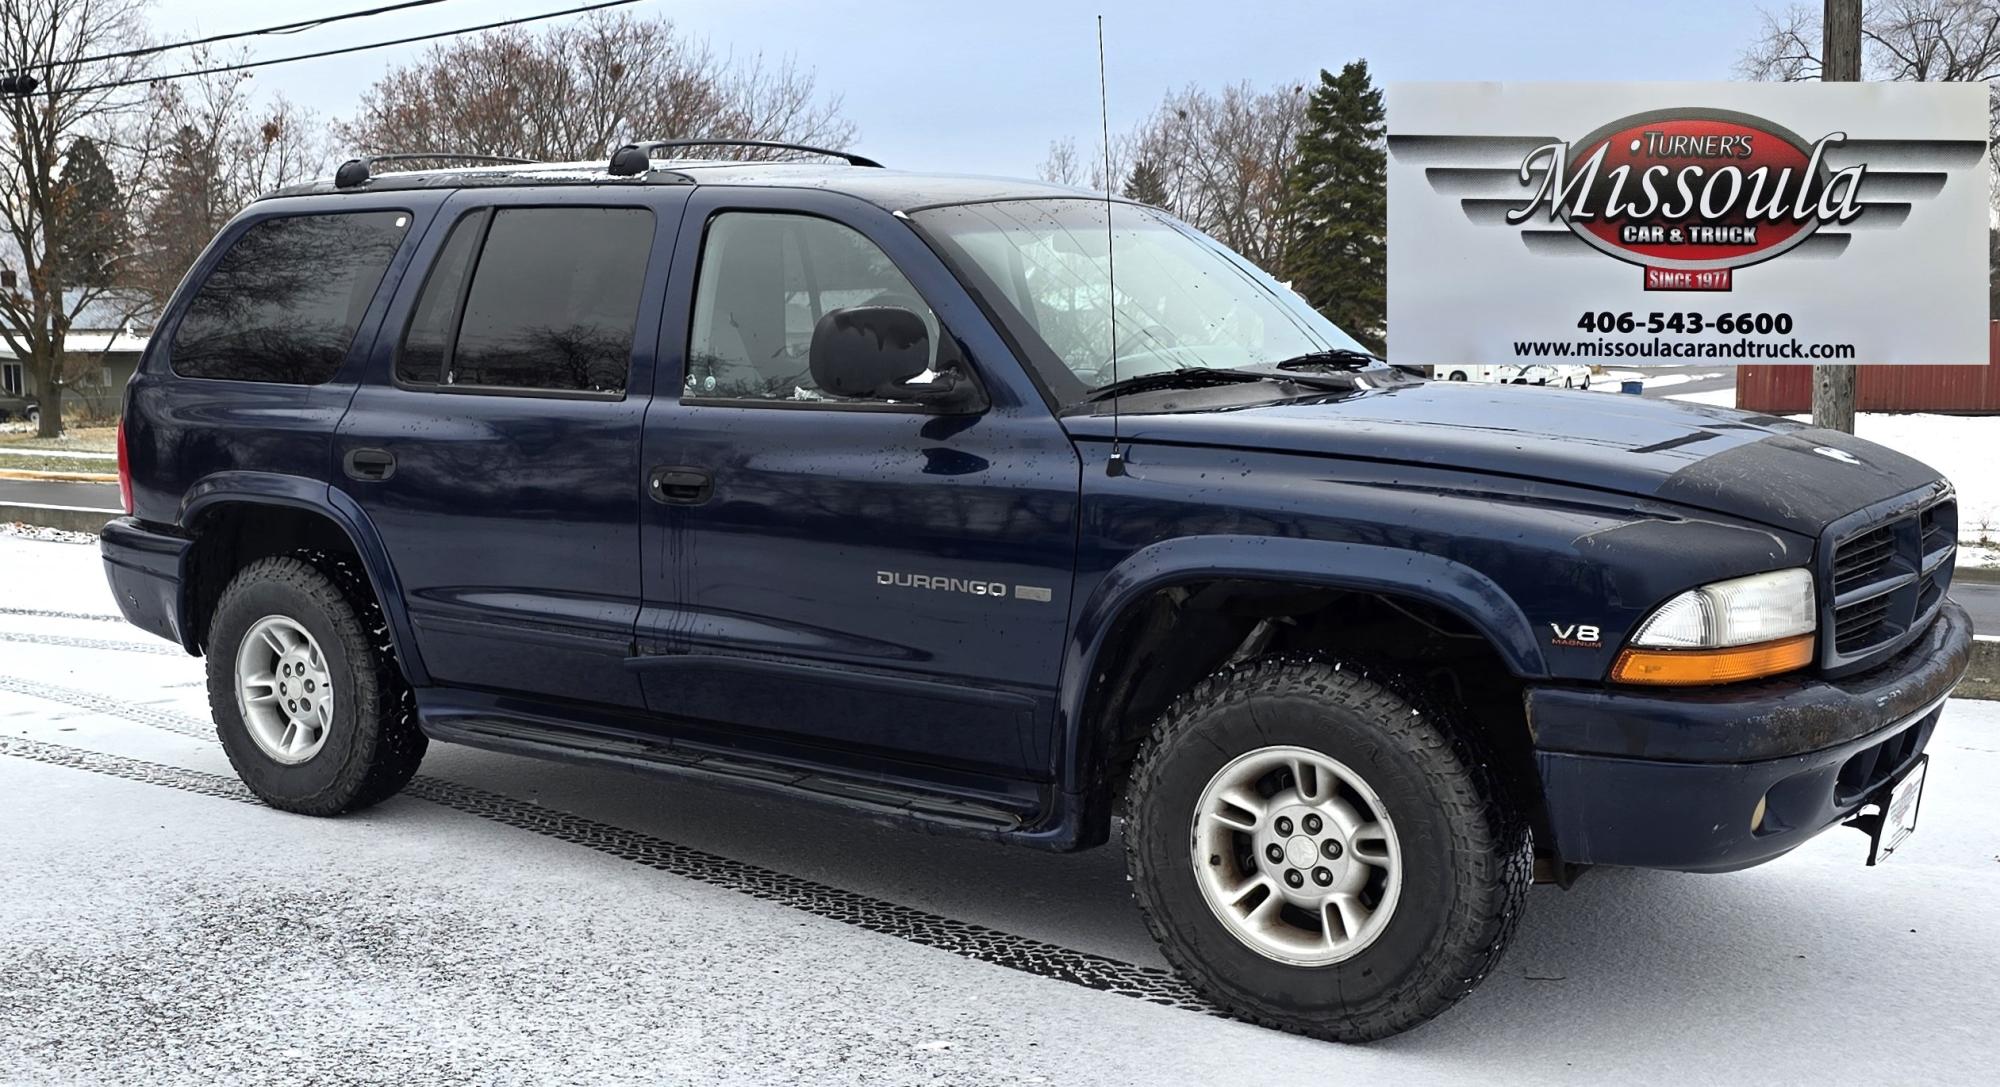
[421,715,1030,835]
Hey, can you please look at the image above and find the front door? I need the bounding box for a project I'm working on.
[637,190,1081,778]
[336,187,689,708]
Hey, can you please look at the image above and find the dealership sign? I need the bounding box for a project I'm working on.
[1388,83,1989,366]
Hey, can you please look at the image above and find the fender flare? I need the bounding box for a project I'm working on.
[1055,534,1548,796]
[177,472,428,686]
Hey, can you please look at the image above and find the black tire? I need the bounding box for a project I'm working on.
[206,555,426,815]
[1124,658,1530,1042]
[1447,371,1469,381]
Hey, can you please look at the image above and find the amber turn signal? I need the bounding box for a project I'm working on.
[1610,633,1815,686]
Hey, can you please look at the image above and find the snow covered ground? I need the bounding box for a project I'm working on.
[3,533,1999,1083]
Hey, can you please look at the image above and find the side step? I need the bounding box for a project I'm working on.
[422,715,1030,835]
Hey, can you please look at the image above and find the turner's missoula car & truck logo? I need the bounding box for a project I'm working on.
[1506,108,1868,291]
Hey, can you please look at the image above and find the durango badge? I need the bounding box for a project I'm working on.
[1506,108,1866,290]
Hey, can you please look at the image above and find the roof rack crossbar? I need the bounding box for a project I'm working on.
[607,138,883,176]
[334,153,539,189]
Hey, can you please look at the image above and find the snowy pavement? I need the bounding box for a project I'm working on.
[3,532,1999,1084]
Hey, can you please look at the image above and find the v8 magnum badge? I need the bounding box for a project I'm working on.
[1549,622,1602,648]
[1506,108,1868,290]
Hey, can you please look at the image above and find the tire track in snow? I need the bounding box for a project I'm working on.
[0,675,1215,1015]
[0,605,127,623]
[0,630,184,656]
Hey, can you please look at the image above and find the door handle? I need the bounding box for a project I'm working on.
[343,448,396,482]
[649,466,712,505]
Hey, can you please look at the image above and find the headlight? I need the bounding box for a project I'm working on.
[1612,569,1816,685]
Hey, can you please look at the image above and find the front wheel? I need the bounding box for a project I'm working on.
[1125,659,1530,1042]
[206,556,426,815]
[1447,370,1469,381]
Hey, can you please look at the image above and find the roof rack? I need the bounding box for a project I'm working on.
[334,153,539,190]
[606,138,883,176]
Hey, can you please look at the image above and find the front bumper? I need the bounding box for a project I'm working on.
[1528,600,1972,872]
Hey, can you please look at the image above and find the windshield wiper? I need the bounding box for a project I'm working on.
[1269,348,1381,371]
[1082,367,1267,402]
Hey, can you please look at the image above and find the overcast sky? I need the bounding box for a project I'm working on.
[161,0,1774,177]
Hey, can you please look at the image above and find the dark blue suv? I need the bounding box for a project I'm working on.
[99,142,1972,1041]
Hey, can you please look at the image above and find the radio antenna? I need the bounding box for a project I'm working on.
[1098,15,1126,477]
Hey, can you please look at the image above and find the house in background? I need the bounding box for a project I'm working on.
[0,288,153,422]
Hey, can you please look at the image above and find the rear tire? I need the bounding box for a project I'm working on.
[206,556,425,815]
[1125,658,1529,1042]
[1447,371,1469,381]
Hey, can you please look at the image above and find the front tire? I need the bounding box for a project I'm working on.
[1125,658,1529,1042]
[206,556,426,815]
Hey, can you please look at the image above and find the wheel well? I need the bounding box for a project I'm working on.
[1083,579,1536,835]
[183,503,367,654]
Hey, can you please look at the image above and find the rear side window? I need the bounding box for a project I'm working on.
[171,211,408,384]
[397,207,653,395]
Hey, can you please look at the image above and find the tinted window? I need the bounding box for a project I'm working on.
[397,211,486,385]
[171,211,408,384]
[687,212,939,402]
[447,207,652,394]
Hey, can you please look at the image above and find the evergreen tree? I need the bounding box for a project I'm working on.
[1122,160,1171,208]
[54,137,125,288]
[1283,61,1386,353]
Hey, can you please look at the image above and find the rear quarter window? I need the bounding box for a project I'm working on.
[169,210,410,384]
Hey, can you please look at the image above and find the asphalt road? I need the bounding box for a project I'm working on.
[3,533,1999,1084]
[1949,579,2000,635]
[0,478,120,509]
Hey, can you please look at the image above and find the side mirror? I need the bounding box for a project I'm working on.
[809,306,978,409]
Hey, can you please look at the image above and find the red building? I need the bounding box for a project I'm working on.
[1736,323,2000,413]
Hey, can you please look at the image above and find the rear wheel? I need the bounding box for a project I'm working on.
[206,556,425,815]
[1125,658,1530,1042]
[1447,370,1469,381]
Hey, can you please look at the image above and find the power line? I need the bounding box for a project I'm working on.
[29,0,459,72]
[21,0,643,98]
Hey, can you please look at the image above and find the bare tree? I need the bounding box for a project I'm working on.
[1743,0,2000,80]
[1128,81,1309,273]
[336,11,854,162]
[1037,136,1086,187]
[127,55,332,307]
[1039,80,1309,274]
[0,0,154,437]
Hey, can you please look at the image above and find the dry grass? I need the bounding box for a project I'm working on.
[0,426,119,453]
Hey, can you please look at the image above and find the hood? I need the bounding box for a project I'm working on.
[1092,380,1943,537]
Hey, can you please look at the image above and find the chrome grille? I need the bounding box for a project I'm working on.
[1821,485,1955,674]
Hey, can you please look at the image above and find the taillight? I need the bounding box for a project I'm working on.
[115,417,133,515]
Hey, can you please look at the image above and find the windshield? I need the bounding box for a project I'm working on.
[913,198,1374,407]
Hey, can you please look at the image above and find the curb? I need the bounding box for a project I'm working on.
[1,502,118,535]
[1953,564,2000,586]
[0,468,118,484]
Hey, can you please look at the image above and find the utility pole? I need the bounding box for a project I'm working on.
[1812,0,1862,433]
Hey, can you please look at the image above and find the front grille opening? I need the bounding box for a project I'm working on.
[1826,490,1953,670]
[1832,525,1897,595]
[1834,595,1896,654]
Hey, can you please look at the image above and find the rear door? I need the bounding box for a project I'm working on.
[335,186,690,707]
[635,188,1082,778]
